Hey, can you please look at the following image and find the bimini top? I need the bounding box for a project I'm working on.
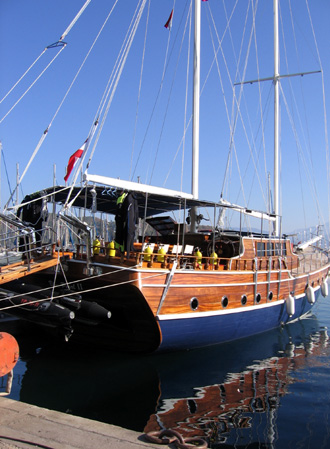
[20,173,276,221]
[26,185,215,218]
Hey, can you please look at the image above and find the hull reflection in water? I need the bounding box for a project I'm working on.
[13,309,330,446]
[146,328,330,447]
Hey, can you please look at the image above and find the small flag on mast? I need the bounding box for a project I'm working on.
[164,9,173,30]
[64,139,88,182]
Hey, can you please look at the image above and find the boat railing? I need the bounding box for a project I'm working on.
[134,252,301,272]
[74,242,308,273]
[0,212,55,267]
[294,246,330,275]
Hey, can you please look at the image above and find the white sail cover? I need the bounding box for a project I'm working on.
[83,173,194,200]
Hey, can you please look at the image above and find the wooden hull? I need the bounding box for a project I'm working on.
[53,256,329,353]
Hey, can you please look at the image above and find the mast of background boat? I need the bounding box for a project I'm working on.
[0,142,2,211]
[273,0,280,236]
[190,0,201,233]
[15,164,19,208]
[52,165,56,242]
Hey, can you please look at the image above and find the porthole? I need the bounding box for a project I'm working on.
[268,291,273,301]
[241,295,247,306]
[256,293,261,303]
[221,296,229,308]
[190,297,199,311]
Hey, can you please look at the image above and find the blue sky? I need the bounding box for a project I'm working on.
[1,0,329,234]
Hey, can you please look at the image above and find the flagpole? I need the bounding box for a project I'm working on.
[63,120,98,210]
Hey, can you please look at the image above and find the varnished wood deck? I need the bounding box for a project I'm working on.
[0,252,72,285]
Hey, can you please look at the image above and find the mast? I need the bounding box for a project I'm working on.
[190,0,201,233]
[16,163,19,207]
[273,0,280,236]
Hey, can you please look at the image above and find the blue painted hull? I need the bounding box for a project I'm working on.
[157,289,320,352]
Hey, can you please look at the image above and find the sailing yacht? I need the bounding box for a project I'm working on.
[1,0,329,352]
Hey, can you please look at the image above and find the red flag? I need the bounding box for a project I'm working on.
[164,9,173,30]
[64,140,87,182]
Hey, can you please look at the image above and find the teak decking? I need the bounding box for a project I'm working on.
[0,253,71,285]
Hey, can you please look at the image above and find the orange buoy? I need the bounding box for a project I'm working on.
[0,332,19,377]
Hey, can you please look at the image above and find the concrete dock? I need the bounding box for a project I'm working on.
[0,398,162,449]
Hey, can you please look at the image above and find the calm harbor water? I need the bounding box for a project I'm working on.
[2,295,330,448]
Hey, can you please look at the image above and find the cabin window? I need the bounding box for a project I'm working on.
[274,243,281,256]
[190,297,199,311]
[282,243,287,256]
[268,291,273,301]
[256,242,264,257]
[256,293,261,303]
[266,242,273,256]
[241,295,247,306]
[221,296,229,308]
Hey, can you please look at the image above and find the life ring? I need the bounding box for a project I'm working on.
[306,285,315,304]
[0,332,19,377]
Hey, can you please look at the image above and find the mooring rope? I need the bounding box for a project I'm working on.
[144,429,207,449]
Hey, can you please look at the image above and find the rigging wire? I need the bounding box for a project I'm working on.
[4,0,121,212]
[0,146,14,208]
[149,1,192,187]
[229,0,268,217]
[82,0,148,184]
[305,0,330,234]
[250,0,268,199]
[180,3,192,194]
[280,0,308,229]
[206,0,266,231]
[0,46,66,124]
[0,0,92,117]
[129,0,152,182]
[131,0,190,183]
[162,0,242,194]
[2,1,96,211]
[162,0,239,189]
[0,264,166,313]
[280,84,326,231]
[0,49,46,105]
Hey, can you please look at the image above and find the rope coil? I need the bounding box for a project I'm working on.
[144,429,207,448]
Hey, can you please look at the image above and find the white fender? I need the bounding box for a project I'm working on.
[321,279,328,298]
[306,285,315,304]
[285,343,295,358]
[286,294,295,317]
